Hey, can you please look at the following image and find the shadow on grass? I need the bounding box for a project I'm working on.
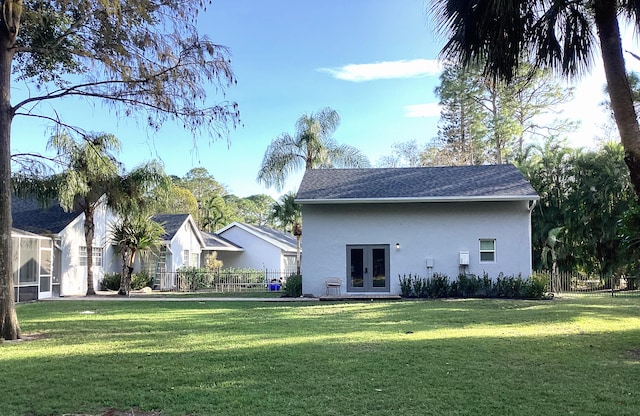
[4,297,640,415]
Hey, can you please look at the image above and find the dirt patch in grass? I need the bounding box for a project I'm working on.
[628,349,640,361]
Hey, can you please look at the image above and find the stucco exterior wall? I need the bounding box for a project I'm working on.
[301,201,533,296]
[59,203,116,296]
[218,227,283,271]
[167,221,202,272]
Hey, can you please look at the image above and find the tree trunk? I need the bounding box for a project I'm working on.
[293,222,302,276]
[118,249,128,295]
[84,205,96,295]
[119,249,136,296]
[594,0,640,200]
[0,1,20,340]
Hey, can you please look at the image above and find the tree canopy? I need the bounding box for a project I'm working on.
[257,107,370,191]
[430,0,640,198]
[1,0,239,340]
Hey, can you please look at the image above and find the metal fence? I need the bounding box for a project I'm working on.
[155,269,296,293]
[535,271,639,297]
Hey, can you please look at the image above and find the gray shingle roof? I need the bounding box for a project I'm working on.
[12,197,81,234]
[296,165,538,203]
[152,214,191,241]
[201,231,243,251]
[217,222,298,252]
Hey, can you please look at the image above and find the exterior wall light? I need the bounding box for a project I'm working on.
[395,243,400,250]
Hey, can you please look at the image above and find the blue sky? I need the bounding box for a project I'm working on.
[9,0,638,199]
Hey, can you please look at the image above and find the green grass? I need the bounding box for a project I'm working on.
[3,297,640,415]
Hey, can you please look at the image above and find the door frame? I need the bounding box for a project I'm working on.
[346,244,390,292]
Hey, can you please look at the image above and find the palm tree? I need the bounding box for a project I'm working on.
[271,192,303,274]
[257,107,370,191]
[431,1,640,199]
[50,133,121,296]
[47,133,168,296]
[111,215,165,296]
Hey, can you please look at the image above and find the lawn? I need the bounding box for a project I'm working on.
[2,296,640,416]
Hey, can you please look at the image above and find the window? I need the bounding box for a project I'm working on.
[479,239,496,262]
[93,247,103,267]
[79,246,103,267]
[190,253,199,268]
[183,250,190,266]
[79,246,88,266]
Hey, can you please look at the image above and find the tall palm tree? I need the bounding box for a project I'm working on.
[257,107,370,191]
[111,215,165,296]
[47,133,168,296]
[431,1,640,199]
[50,133,121,296]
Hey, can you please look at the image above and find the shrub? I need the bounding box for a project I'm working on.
[456,273,480,298]
[526,272,550,299]
[283,275,302,297]
[100,273,121,291]
[131,272,153,290]
[429,273,450,298]
[399,274,414,297]
[398,271,548,300]
[177,267,210,291]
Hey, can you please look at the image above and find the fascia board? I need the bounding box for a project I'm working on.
[296,195,540,204]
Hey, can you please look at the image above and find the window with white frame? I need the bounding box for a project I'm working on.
[79,246,103,267]
[79,246,87,266]
[93,247,103,267]
[190,253,199,268]
[479,239,496,262]
[183,250,190,266]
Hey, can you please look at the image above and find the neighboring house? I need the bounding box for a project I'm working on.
[151,213,205,290]
[296,165,540,297]
[12,196,117,299]
[200,231,244,267]
[216,222,300,274]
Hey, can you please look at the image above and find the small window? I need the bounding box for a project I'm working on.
[93,247,103,267]
[190,253,199,268]
[79,246,88,266]
[79,246,103,267]
[479,239,496,262]
[183,250,190,266]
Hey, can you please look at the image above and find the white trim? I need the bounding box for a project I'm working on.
[296,195,540,205]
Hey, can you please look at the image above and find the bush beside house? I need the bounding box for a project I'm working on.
[399,272,549,300]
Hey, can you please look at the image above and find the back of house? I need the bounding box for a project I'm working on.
[296,164,539,297]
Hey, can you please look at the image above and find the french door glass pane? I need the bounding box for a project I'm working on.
[372,248,386,288]
[350,248,364,288]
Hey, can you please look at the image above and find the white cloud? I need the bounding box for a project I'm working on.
[404,103,441,118]
[318,59,441,82]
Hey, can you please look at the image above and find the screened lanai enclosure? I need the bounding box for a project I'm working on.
[12,229,58,302]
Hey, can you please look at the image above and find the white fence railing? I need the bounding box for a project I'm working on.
[154,269,297,292]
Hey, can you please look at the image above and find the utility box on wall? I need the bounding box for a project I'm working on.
[459,251,470,266]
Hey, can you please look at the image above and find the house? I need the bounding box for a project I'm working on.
[215,222,300,275]
[12,196,117,298]
[151,213,205,289]
[200,231,244,267]
[295,165,540,297]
